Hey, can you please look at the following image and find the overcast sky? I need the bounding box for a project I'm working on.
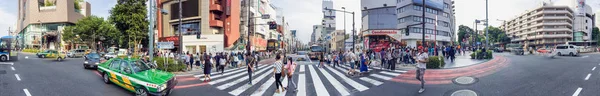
[0,0,599,44]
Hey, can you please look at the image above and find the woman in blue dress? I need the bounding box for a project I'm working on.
[360,53,369,73]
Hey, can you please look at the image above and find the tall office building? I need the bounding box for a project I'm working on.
[159,0,240,53]
[503,3,574,48]
[17,0,91,50]
[361,0,455,50]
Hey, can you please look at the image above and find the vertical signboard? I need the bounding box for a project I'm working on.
[576,0,585,16]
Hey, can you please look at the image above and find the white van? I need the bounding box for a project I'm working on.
[554,44,578,56]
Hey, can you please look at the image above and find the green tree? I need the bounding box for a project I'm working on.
[62,16,120,50]
[458,25,474,44]
[109,0,148,52]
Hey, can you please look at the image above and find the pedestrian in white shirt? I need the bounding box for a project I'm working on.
[414,47,428,93]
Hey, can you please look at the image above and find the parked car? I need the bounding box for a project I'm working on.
[555,44,579,56]
[104,52,117,60]
[97,58,177,96]
[537,48,551,53]
[67,49,86,58]
[512,47,524,55]
[493,47,504,52]
[83,53,103,69]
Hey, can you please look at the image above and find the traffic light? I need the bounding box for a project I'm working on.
[268,21,277,30]
[405,26,410,36]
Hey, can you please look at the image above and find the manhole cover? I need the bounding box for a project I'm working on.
[454,76,477,85]
[451,89,477,96]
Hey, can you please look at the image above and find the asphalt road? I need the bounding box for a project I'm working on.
[2,52,599,96]
[360,52,600,96]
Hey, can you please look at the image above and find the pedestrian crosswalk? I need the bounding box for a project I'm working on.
[193,63,407,96]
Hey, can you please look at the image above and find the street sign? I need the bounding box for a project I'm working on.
[157,42,174,49]
[261,14,270,19]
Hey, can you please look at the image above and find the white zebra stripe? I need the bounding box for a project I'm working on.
[371,74,393,80]
[320,65,351,95]
[228,65,275,95]
[380,71,401,76]
[359,77,383,86]
[209,65,270,85]
[299,65,306,72]
[325,66,369,91]
[216,65,272,90]
[273,75,288,96]
[308,65,330,96]
[297,74,307,96]
[250,75,276,96]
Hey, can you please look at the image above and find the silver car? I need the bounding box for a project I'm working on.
[67,49,86,58]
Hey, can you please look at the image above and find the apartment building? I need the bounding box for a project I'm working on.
[158,0,240,53]
[504,5,574,48]
[17,0,91,50]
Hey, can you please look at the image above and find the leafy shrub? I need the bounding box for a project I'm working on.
[485,50,493,59]
[426,56,445,69]
[470,52,476,59]
[154,57,186,72]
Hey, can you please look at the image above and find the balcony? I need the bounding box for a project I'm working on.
[39,6,56,11]
[210,20,223,28]
[210,4,222,12]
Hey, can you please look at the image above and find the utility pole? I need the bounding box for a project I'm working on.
[246,0,252,53]
[352,12,355,51]
[485,0,489,48]
[148,0,156,61]
[178,0,183,55]
[421,0,425,48]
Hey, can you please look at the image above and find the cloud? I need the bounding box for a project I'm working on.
[0,7,17,36]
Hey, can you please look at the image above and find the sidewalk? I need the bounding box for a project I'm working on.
[395,51,487,70]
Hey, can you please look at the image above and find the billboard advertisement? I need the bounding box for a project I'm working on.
[412,0,444,10]
[576,0,585,16]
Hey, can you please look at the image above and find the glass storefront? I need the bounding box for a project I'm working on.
[173,22,201,35]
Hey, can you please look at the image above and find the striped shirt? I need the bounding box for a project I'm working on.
[273,61,283,73]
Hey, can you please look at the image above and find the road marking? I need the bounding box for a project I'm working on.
[593,67,596,71]
[210,65,271,85]
[380,71,401,76]
[196,64,266,78]
[320,65,350,95]
[371,74,393,80]
[25,56,28,59]
[11,67,15,71]
[216,64,271,90]
[581,56,589,58]
[23,89,31,96]
[0,62,13,65]
[228,64,274,95]
[308,65,330,95]
[15,74,21,81]
[273,75,288,96]
[250,73,276,96]
[325,65,369,91]
[297,74,306,96]
[584,73,591,80]
[359,77,383,86]
[572,87,582,96]
[299,65,305,72]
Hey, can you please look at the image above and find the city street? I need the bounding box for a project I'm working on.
[2,52,600,96]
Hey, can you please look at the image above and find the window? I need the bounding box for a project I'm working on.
[397,0,405,3]
[398,17,407,23]
[413,16,422,22]
[413,5,422,11]
[442,13,449,17]
[173,22,201,35]
[397,7,406,13]
[120,60,130,73]
[110,60,120,70]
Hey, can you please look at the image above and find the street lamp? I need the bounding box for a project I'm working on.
[324,7,355,51]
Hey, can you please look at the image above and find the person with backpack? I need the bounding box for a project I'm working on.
[284,57,298,92]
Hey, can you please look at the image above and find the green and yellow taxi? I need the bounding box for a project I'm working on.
[36,50,67,61]
[97,58,177,96]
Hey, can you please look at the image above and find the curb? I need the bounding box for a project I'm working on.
[392,55,510,85]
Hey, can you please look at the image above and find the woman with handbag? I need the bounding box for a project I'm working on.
[272,54,285,93]
[285,57,298,92]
